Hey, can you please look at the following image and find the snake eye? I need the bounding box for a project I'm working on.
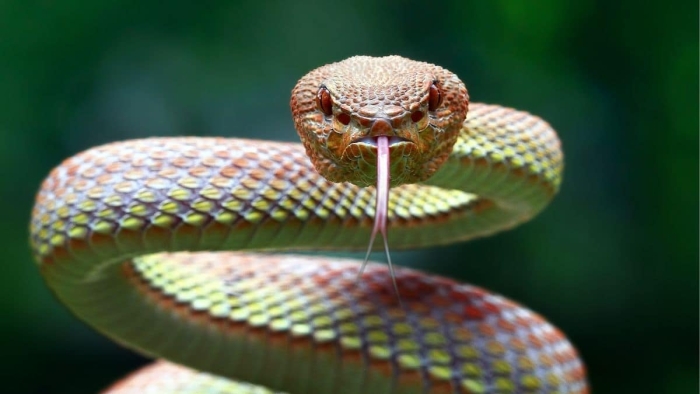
[316,86,333,116]
[428,82,442,112]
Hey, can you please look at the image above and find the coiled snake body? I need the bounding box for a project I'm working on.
[30,56,587,393]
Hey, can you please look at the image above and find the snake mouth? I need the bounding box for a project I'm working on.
[352,136,411,147]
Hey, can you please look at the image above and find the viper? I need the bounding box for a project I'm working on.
[30,56,587,393]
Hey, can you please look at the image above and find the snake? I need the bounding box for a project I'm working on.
[30,56,588,393]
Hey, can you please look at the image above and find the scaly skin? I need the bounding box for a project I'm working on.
[291,56,468,187]
[30,56,586,393]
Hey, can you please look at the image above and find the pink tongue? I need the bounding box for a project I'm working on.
[359,136,400,300]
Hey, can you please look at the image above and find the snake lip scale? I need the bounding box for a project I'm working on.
[352,135,411,147]
[31,55,587,393]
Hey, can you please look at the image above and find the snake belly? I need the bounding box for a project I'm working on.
[30,103,587,393]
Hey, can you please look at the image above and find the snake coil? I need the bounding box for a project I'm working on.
[31,56,587,393]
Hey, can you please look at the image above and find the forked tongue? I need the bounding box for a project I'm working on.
[358,136,401,303]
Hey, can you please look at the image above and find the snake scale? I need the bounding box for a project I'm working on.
[30,56,587,393]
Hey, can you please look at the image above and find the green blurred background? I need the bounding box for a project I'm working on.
[1,1,697,393]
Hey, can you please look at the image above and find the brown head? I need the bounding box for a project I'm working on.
[290,55,469,187]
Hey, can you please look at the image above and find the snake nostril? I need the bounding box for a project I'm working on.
[411,111,424,123]
[337,113,351,125]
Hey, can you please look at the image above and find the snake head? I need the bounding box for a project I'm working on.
[291,55,469,187]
